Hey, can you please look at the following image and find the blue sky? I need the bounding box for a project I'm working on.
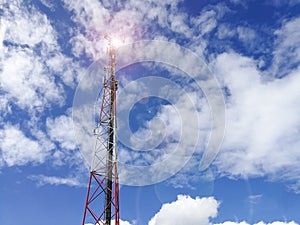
[1,0,300,225]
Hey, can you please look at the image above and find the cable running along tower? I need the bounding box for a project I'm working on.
[82,35,120,225]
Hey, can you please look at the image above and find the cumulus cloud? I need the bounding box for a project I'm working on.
[0,2,81,111]
[2,2,56,48]
[46,114,78,151]
[0,125,54,166]
[254,222,299,225]
[214,222,299,225]
[147,195,298,225]
[1,47,64,110]
[0,0,83,170]
[212,45,300,189]
[85,219,132,225]
[215,222,250,225]
[148,195,219,225]
[212,53,300,171]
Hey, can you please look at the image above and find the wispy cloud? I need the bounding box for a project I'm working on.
[272,17,300,77]
[29,174,84,187]
[248,194,262,205]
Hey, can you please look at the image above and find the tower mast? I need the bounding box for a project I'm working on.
[82,35,120,225]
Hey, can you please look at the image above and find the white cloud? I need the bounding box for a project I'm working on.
[229,0,242,4]
[215,222,250,225]
[216,24,257,50]
[139,91,208,155]
[46,52,82,87]
[39,0,56,11]
[228,0,248,7]
[46,114,78,151]
[0,17,6,55]
[254,222,299,225]
[85,220,132,225]
[1,48,64,110]
[29,174,83,187]
[0,96,11,121]
[0,0,83,170]
[148,195,298,225]
[213,50,300,188]
[1,0,299,199]
[72,103,95,166]
[0,1,80,112]
[265,0,300,7]
[272,17,300,76]
[0,125,54,166]
[2,2,57,48]
[217,24,236,40]
[248,194,262,205]
[167,11,191,37]
[215,223,299,225]
[166,157,215,189]
[114,72,212,185]
[120,221,133,225]
[64,0,111,59]
[237,26,257,45]
[191,10,217,36]
[63,0,221,60]
[149,195,219,225]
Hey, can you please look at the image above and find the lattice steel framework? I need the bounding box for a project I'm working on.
[82,35,119,225]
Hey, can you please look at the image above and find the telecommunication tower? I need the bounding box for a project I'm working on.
[82,35,120,225]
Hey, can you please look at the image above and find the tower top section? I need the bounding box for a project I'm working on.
[104,33,124,48]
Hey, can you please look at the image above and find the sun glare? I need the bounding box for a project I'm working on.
[111,37,123,47]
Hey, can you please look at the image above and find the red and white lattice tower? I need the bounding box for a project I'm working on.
[82,35,120,225]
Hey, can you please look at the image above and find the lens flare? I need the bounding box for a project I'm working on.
[111,37,123,47]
